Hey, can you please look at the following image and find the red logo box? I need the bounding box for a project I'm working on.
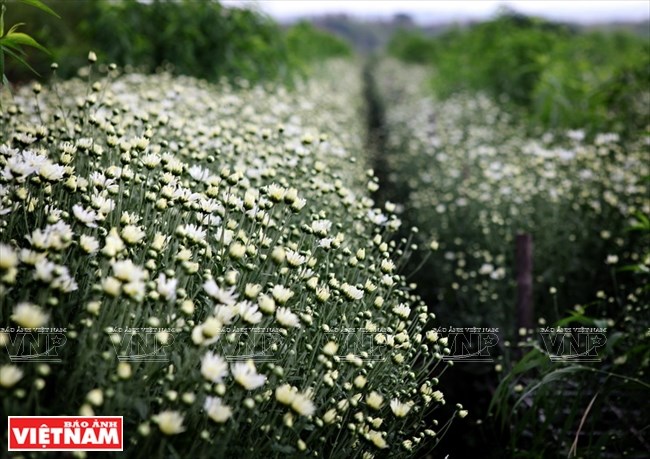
[8,416,123,451]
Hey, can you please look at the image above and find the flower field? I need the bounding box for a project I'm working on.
[1,2,649,457]
[371,59,650,457]
[0,61,462,457]
[375,59,649,328]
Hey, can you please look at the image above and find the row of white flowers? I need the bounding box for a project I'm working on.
[0,60,460,457]
[375,59,649,328]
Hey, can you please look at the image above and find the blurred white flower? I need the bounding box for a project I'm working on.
[390,399,412,417]
[11,302,48,328]
[232,361,266,390]
[276,307,300,328]
[201,351,228,383]
[204,280,238,305]
[291,391,315,417]
[152,410,185,435]
[204,396,232,423]
[0,364,24,388]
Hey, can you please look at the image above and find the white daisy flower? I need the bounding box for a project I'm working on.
[11,302,48,328]
[231,361,266,390]
[200,351,228,383]
[276,307,301,328]
[390,399,413,417]
[203,280,238,305]
[152,410,185,435]
[204,396,232,423]
[0,364,24,388]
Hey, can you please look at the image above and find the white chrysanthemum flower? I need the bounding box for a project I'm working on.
[232,361,266,390]
[177,223,207,244]
[123,280,146,302]
[72,204,99,227]
[19,248,44,266]
[142,153,161,169]
[380,259,395,273]
[50,266,78,293]
[291,391,316,417]
[318,238,334,249]
[276,307,301,328]
[367,430,388,449]
[237,301,262,324]
[204,396,232,423]
[311,219,332,236]
[366,391,384,410]
[229,242,246,259]
[346,354,363,367]
[271,247,286,264]
[244,283,262,299]
[315,286,331,302]
[201,351,228,383]
[80,235,100,254]
[152,410,185,435]
[267,183,286,202]
[86,389,104,406]
[322,341,338,356]
[91,193,116,215]
[322,408,337,424]
[285,249,306,267]
[188,164,211,182]
[0,364,24,388]
[156,273,178,301]
[390,399,412,417]
[426,330,439,342]
[11,302,48,328]
[392,303,411,318]
[39,161,66,181]
[354,375,367,388]
[341,283,363,301]
[214,228,234,246]
[0,243,19,269]
[117,362,132,379]
[203,280,238,305]
[258,294,276,314]
[291,198,306,211]
[150,232,169,252]
[121,225,146,245]
[102,228,125,257]
[33,259,56,283]
[271,285,294,304]
[112,259,147,283]
[275,384,297,405]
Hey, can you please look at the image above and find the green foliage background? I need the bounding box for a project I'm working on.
[388,12,650,135]
[3,0,353,84]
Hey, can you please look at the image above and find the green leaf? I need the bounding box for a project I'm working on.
[1,40,28,56]
[17,0,60,19]
[0,32,50,55]
[509,347,547,375]
[1,4,5,37]
[6,22,26,35]
[2,45,41,76]
[513,365,583,410]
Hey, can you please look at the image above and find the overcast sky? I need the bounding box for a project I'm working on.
[222,1,650,24]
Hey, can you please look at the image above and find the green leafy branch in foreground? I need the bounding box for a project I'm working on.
[0,0,58,85]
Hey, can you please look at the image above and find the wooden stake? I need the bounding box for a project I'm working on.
[516,233,534,331]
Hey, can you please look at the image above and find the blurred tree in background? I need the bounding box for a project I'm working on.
[388,11,650,135]
[3,0,353,84]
